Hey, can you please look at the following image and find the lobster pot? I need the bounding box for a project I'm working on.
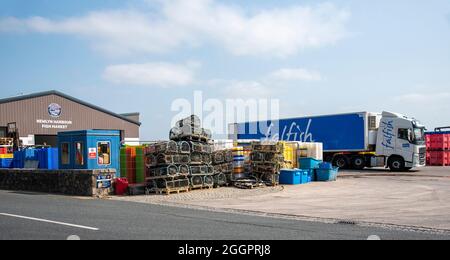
[181,125,203,136]
[190,142,203,153]
[178,141,191,154]
[144,144,157,155]
[201,144,213,154]
[190,165,208,175]
[176,115,201,128]
[179,164,190,175]
[251,152,265,162]
[202,154,212,164]
[145,154,157,168]
[213,173,227,187]
[203,175,214,187]
[213,151,225,164]
[202,129,212,140]
[170,127,182,140]
[190,152,203,164]
[190,175,204,187]
[177,176,190,188]
[224,150,234,163]
[153,165,179,177]
[177,154,191,164]
[155,141,178,154]
[207,165,215,174]
[157,154,175,165]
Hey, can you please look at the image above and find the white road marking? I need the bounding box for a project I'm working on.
[0,213,99,231]
[67,235,81,240]
[367,235,381,240]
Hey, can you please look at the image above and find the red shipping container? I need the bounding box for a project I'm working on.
[428,134,449,151]
[428,151,449,166]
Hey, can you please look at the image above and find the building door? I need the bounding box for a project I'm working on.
[34,135,58,147]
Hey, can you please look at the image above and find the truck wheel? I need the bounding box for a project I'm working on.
[333,155,349,169]
[352,156,366,170]
[388,156,405,172]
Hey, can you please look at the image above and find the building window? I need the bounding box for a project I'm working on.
[97,142,111,165]
[0,127,6,138]
[61,143,70,165]
[75,142,84,166]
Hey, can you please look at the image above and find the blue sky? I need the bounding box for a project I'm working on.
[0,0,450,140]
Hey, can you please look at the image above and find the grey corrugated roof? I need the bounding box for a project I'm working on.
[0,90,141,126]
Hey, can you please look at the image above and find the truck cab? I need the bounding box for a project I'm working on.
[375,111,426,171]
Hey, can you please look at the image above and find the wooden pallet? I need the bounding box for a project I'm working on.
[190,185,213,191]
[148,187,190,195]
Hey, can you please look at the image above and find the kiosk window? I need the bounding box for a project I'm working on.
[75,142,84,166]
[98,142,111,165]
[61,143,70,165]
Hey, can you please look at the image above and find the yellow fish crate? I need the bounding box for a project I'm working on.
[0,154,14,159]
[279,142,300,169]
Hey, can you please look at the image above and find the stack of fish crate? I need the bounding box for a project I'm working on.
[426,131,450,166]
[0,138,14,169]
[250,142,284,186]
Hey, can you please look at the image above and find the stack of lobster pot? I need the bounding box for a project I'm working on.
[170,115,214,190]
[211,149,234,187]
[250,142,284,186]
[145,141,191,193]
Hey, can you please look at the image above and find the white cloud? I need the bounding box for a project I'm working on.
[0,0,350,57]
[270,68,322,81]
[103,62,196,87]
[223,81,273,99]
[393,92,450,103]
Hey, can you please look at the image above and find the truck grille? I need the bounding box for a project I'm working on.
[419,148,426,165]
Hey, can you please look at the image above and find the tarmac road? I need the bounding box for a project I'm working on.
[0,190,449,240]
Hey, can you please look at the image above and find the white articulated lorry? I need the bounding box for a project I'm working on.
[230,111,427,171]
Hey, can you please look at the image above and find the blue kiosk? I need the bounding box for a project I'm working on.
[57,130,121,177]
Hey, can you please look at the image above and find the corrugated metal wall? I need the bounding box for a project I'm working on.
[0,94,140,139]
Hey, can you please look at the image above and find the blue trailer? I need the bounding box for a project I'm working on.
[57,130,120,176]
[230,111,427,171]
[231,112,371,152]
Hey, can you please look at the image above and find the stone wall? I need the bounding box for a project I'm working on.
[0,169,115,197]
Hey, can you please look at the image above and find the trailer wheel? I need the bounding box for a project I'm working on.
[388,156,405,172]
[333,155,349,169]
[352,156,366,170]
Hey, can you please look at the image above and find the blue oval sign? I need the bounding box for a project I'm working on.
[48,103,62,118]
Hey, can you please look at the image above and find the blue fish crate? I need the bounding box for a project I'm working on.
[319,162,333,169]
[37,148,59,170]
[307,169,316,182]
[298,158,322,170]
[0,158,13,169]
[280,169,309,185]
[316,167,339,182]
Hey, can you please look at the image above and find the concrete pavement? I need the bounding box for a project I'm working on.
[1,189,449,240]
[114,167,450,232]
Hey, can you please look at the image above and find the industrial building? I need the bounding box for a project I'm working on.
[0,90,141,146]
